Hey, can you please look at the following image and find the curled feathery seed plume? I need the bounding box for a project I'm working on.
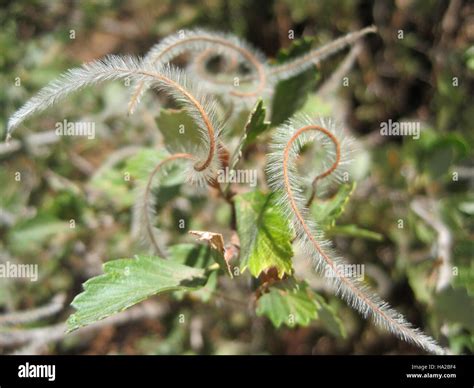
[128,29,269,114]
[128,26,377,116]
[266,115,445,355]
[6,55,222,184]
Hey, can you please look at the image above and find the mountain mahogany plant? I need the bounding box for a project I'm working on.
[6,26,445,354]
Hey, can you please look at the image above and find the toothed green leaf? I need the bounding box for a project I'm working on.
[67,253,208,332]
[228,99,270,180]
[256,279,318,328]
[235,190,294,278]
[242,99,270,147]
[256,279,345,335]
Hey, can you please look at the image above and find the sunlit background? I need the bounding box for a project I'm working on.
[0,0,472,355]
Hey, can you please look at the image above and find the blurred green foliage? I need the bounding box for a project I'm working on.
[0,0,472,355]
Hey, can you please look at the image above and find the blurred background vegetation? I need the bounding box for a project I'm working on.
[0,0,472,355]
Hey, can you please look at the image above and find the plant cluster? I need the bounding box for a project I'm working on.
[7,26,446,354]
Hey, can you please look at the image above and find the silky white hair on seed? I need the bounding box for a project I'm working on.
[6,55,221,184]
[266,115,445,355]
[129,29,269,114]
[267,115,353,193]
[145,29,267,72]
[126,26,376,117]
[268,26,377,82]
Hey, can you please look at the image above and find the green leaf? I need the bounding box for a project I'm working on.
[311,182,356,229]
[256,279,345,334]
[67,254,208,332]
[425,145,454,179]
[87,148,174,210]
[155,108,202,154]
[169,244,221,302]
[235,190,294,278]
[312,294,346,338]
[256,279,318,328]
[188,231,233,277]
[171,242,231,277]
[271,36,320,126]
[167,243,216,268]
[228,100,270,178]
[329,224,384,241]
[242,99,270,147]
[465,46,474,71]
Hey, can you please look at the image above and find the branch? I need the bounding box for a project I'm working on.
[0,301,167,355]
[0,294,66,327]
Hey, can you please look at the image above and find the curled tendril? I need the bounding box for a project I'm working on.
[267,116,445,355]
[128,29,268,114]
